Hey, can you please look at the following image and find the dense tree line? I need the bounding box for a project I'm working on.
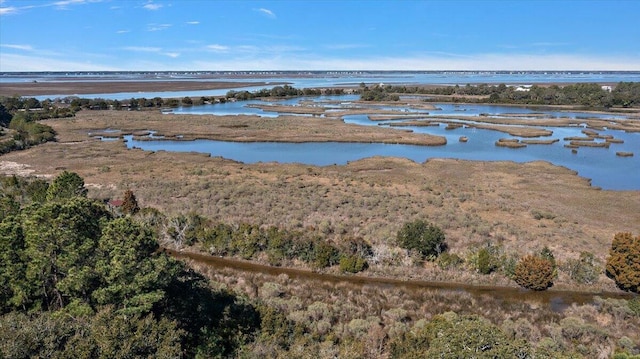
[0,102,57,154]
[160,212,371,272]
[0,173,260,357]
[360,82,640,108]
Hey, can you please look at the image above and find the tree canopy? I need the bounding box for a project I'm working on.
[396,219,446,259]
[606,232,640,293]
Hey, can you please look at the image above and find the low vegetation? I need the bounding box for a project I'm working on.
[1,172,639,358]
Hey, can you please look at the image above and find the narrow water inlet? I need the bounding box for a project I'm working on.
[166,248,635,313]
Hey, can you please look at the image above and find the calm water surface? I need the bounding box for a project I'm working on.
[22,71,640,100]
[120,96,640,190]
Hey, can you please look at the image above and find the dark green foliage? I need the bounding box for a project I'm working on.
[21,197,111,311]
[396,219,446,259]
[313,241,341,268]
[160,267,261,358]
[514,255,555,291]
[93,217,169,315]
[1,111,56,153]
[0,103,11,127]
[121,189,140,215]
[0,309,184,358]
[257,305,296,350]
[606,232,640,293]
[360,85,401,101]
[339,254,369,273]
[0,173,260,357]
[45,171,88,201]
[472,243,504,275]
[360,81,640,108]
[0,216,26,312]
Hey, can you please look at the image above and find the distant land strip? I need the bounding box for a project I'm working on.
[0,80,285,97]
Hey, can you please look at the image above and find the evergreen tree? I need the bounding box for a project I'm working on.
[45,171,88,201]
[121,189,140,215]
[606,232,640,293]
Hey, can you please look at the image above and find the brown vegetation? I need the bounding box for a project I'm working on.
[1,108,639,292]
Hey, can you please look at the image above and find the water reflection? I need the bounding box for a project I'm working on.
[168,249,635,313]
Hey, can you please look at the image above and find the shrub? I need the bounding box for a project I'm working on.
[514,255,555,290]
[564,251,601,284]
[470,243,503,274]
[396,219,446,260]
[606,232,640,293]
[313,242,340,268]
[436,252,464,270]
[629,297,640,317]
[339,255,368,273]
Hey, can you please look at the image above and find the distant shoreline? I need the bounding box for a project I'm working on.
[0,80,281,97]
[0,78,625,98]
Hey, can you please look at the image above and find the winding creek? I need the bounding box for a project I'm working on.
[167,249,635,313]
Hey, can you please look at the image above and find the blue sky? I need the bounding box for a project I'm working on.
[1,0,639,71]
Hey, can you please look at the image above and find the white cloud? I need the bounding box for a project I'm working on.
[164,52,180,58]
[0,6,17,15]
[186,21,199,25]
[54,0,87,6]
[255,7,275,18]
[143,2,162,11]
[206,44,229,53]
[0,53,118,72]
[0,44,34,51]
[324,44,370,50]
[1,0,101,15]
[116,30,130,34]
[147,23,171,31]
[123,46,162,52]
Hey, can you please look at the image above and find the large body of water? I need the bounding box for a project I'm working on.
[3,70,639,101]
[121,95,640,190]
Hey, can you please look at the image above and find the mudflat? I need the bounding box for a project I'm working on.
[0,80,276,96]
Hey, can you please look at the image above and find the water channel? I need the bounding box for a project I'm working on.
[120,96,640,190]
[168,249,635,313]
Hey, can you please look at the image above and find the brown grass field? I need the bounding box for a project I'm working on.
[1,104,639,292]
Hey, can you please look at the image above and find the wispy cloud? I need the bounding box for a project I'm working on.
[143,1,162,11]
[0,53,118,72]
[0,6,18,15]
[324,44,370,50]
[121,45,180,59]
[147,23,171,32]
[116,30,130,34]
[0,44,34,51]
[123,46,162,52]
[1,0,100,15]
[186,21,199,25]
[254,7,276,18]
[206,44,230,53]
